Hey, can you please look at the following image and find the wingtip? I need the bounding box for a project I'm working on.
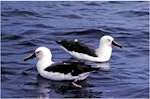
[55,40,61,44]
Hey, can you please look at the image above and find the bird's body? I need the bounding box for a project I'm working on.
[37,61,97,81]
[23,47,98,88]
[56,35,122,62]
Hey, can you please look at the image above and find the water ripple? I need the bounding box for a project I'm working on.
[1,1,149,98]
[2,10,42,18]
[116,10,149,17]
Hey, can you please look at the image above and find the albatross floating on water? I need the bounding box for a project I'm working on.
[23,47,99,88]
[56,35,123,62]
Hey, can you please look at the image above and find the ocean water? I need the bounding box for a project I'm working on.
[1,1,149,98]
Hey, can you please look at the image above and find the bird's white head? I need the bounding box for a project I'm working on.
[35,47,52,59]
[100,35,114,46]
[100,35,122,48]
[23,47,52,62]
[23,47,53,74]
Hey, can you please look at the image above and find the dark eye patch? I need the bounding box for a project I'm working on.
[107,39,111,41]
[36,51,40,54]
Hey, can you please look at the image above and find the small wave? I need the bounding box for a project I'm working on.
[60,14,83,19]
[30,24,55,29]
[2,10,42,18]
[102,27,134,33]
[64,29,109,36]
[21,29,43,35]
[108,1,122,4]
[108,1,129,4]
[116,10,149,17]
[2,69,20,75]
[17,41,37,47]
[2,34,23,41]
[84,2,102,6]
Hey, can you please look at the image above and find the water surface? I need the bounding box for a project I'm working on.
[1,1,149,98]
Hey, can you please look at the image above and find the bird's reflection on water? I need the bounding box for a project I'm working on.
[35,61,110,98]
[36,76,100,98]
[65,57,110,70]
[92,62,110,71]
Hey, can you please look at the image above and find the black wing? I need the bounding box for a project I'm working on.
[56,40,97,57]
[44,62,99,76]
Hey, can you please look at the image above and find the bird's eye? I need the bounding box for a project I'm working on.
[36,51,40,54]
[107,39,111,41]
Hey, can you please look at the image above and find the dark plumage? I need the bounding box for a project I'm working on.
[44,62,99,76]
[56,40,97,57]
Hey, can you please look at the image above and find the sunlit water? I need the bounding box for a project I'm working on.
[1,1,149,98]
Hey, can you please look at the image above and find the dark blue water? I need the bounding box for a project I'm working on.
[1,1,149,98]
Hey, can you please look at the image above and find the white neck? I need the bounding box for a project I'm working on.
[37,57,53,72]
[95,43,112,62]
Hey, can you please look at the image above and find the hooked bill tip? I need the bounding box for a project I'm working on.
[120,45,123,48]
[23,52,36,62]
[112,40,123,49]
[23,58,26,62]
[23,57,28,62]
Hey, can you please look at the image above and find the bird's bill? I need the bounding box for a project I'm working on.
[23,52,36,62]
[112,40,123,48]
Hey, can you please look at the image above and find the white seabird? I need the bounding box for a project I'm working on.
[56,35,123,62]
[23,47,99,88]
